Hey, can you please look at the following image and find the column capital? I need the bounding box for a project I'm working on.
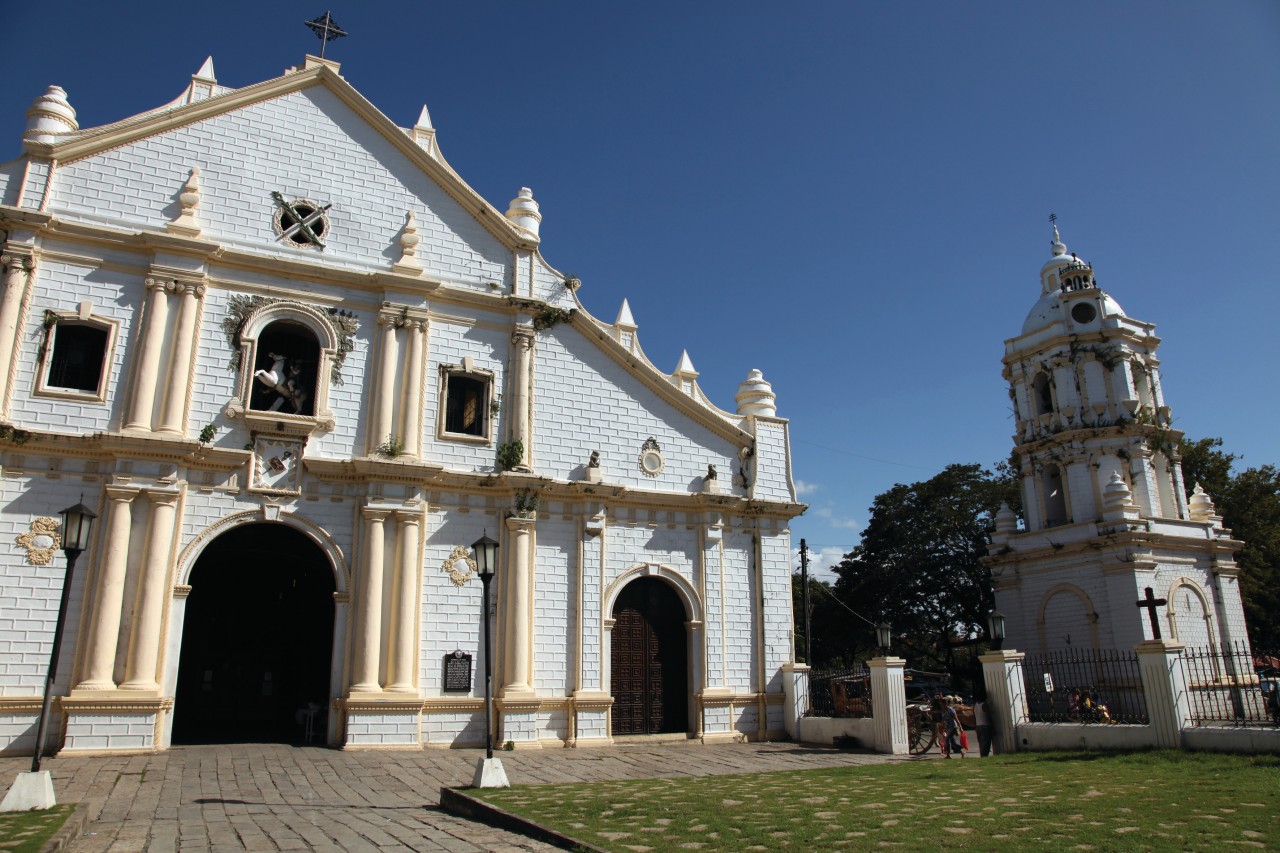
[505,514,536,532]
[143,277,175,293]
[145,490,181,507]
[104,485,141,502]
[1,252,34,273]
[511,327,535,349]
[176,280,205,299]
[362,505,395,521]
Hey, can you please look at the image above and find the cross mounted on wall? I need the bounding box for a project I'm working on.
[1136,586,1168,640]
[305,11,347,59]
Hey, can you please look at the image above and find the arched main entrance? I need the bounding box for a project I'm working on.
[174,522,335,744]
[610,577,688,735]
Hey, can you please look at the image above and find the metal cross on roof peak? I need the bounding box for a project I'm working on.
[305,12,347,59]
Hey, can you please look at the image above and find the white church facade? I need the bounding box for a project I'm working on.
[986,227,1250,658]
[0,55,804,754]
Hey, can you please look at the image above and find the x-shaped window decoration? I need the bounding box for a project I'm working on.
[271,192,332,249]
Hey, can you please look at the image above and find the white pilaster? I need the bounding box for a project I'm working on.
[351,507,391,692]
[387,510,421,693]
[509,328,534,471]
[0,253,33,414]
[1135,639,1190,748]
[120,492,179,691]
[501,515,535,697]
[869,656,908,754]
[124,279,171,431]
[157,282,203,434]
[78,488,136,690]
[980,649,1028,755]
[368,314,399,454]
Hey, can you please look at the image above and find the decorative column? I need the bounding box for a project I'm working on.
[124,279,172,431]
[397,320,425,458]
[501,514,535,696]
[157,281,203,434]
[120,492,179,691]
[509,328,534,471]
[868,656,908,754]
[77,488,136,690]
[0,253,33,412]
[350,507,391,692]
[386,509,421,692]
[368,314,399,454]
[980,649,1028,755]
[1135,639,1191,748]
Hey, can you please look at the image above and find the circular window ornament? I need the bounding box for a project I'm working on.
[271,192,330,249]
[638,437,664,478]
[1071,301,1097,324]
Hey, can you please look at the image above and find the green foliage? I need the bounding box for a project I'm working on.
[1180,436,1280,647]
[496,439,523,471]
[221,295,358,385]
[375,435,404,458]
[512,488,540,516]
[532,306,573,331]
[197,423,216,445]
[830,462,1021,673]
[0,425,32,445]
[0,804,76,852]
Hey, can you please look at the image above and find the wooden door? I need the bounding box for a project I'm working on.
[611,578,687,735]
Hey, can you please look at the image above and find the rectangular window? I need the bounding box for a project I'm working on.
[37,314,116,403]
[443,373,489,437]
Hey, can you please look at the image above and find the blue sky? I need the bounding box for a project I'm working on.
[3,2,1278,578]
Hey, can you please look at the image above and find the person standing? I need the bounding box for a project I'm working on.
[973,695,993,757]
[944,699,964,758]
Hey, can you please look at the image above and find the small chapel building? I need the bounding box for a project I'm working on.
[986,227,1250,657]
[0,55,804,753]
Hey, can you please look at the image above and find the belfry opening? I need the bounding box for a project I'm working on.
[610,577,689,736]
[174,523,335,745]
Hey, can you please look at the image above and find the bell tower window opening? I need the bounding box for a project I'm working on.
[1041,464,1068,528]
[249,321,318,417]
[1032,373,1054,416]
[1070,301,1097,324]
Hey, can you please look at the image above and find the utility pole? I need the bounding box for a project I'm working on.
[800,538,812,665]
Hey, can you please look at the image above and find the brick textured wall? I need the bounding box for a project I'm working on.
[50,88,509,288]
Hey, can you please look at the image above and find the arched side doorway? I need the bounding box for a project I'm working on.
[610,577,688,736]
[173,522,335,744]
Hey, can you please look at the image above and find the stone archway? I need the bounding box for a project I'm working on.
[173,522,335,744]
[610,577,689,736]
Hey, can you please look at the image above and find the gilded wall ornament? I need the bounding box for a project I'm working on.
[16,517,60,566]
[442,545,477,587]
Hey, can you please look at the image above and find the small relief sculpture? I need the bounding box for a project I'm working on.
[442,545,477,587]
[588,450,600,468]
[16,517,60,566]
[706,464,717,480]
[638,437,664,478]
[251,435,304,494]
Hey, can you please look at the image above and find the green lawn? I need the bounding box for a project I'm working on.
[0,804,75,852]
[473,751,1279,851]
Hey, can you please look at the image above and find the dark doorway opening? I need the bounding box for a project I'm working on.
[610,577,688,735]
[174,523,334,745]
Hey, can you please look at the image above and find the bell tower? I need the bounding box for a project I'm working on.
[986,222,1249,656]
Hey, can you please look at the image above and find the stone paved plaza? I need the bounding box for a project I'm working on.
[4,740,919,851]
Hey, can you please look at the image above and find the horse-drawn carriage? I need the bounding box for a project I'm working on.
[827,669,973,754]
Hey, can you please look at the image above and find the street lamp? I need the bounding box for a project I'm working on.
[875,621,892,658]
[1,499,96,811]
[470,532,508,789]
[987,609,1006,652]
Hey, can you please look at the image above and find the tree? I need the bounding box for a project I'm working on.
[791,572,863,668]
[1179,437,1280,648]
[830,463,1021,675]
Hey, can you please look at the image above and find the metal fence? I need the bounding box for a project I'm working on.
[1017,648,1149,725]
[805,665,871,718]
[1180,642,1280,728]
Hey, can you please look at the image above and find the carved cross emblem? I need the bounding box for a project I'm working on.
[271,192,331,249]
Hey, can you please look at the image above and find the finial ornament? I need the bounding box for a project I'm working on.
[392,210,422,273]
[1049,212,1067,256]
[305,12,347,58]
[168,167,202,236]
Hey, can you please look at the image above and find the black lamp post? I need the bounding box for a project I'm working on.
[31,500,96,773]
[987,609,1006,652]
[875,621,892,658]
[472,532,499,760]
